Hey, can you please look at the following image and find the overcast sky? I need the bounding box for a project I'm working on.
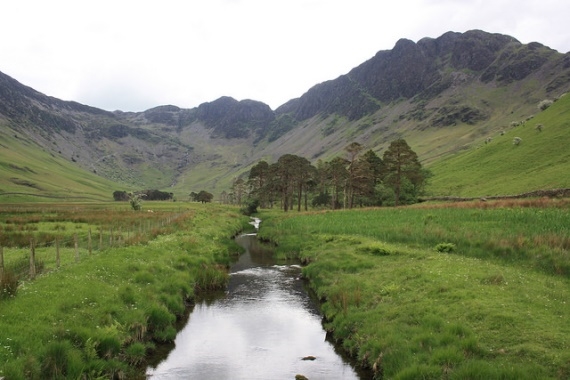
[2,0,569,112]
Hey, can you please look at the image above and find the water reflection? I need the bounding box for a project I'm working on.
[147,234,361,380]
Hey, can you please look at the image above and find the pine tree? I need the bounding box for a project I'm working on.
[382,139,423,206]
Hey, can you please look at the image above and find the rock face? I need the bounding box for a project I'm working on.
[276,30,566,122]
[196,96,275,138]
[0,71,112,134]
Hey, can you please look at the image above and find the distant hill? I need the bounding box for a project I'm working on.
[1,29,569,201]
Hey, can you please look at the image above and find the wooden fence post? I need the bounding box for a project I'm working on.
[74,234,79,262]
[88,228,92,255]
[56,238,60,268]
[29,239,36,279]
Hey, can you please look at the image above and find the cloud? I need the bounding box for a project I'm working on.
[1,0,569,112]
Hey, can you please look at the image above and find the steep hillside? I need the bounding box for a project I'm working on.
[426,93,570,197]
[268,30,570,162]
[1,29,570,200]
[0,129,118,202]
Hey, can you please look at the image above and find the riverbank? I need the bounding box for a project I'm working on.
[258,199,570,379]
[0,203,248,379]
[148,233,364,379]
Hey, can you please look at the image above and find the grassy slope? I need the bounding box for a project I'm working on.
[0,126,119,202]
[259,202,570,379]
[426,94,570,197]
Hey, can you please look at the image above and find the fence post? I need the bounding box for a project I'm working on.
[56,238,60,268]
[88,228,92,255]
[74,234,79,262]
[0,246,4,281]
[29,239,36,279]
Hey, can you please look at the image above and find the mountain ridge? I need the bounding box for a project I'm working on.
[1,29,569,200]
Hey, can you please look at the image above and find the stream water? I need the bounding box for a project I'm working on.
[146,226,365,379]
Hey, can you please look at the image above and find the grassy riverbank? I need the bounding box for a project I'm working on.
[0,202,247,379]
[258,199,570,379]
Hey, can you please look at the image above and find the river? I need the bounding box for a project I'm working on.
[146,225,365,379]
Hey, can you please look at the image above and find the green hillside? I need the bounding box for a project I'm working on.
[426,94,570,197]
[0,127,118,202]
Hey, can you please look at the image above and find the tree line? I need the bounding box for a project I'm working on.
[224,139,431,212]
[189,190,214,203]
[113,189,174,202]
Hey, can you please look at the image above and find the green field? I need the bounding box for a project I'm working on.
[258,199,570,379]
[0,202,247,379]
[426,94,570,197]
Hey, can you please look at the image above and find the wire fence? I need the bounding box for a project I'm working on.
[0,212,186,297]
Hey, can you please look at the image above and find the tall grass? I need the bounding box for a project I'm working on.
[0,202,247,379]
[261,199,570,277]
[259,199,570,379]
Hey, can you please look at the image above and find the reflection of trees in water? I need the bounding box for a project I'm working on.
[234,234,275,267]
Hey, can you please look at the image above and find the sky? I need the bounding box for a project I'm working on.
[2,0,569,112]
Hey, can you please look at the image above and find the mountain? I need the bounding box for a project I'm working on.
[1,29,569,201]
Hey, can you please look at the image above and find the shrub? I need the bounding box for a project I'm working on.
[357,245,393,256]
[153,325,177,342]
[97,336,121,359]
[147,306,175,332]
[1,270,19,298]
[161,294,185,316]
[240,198,259,216]
[513,137,522,146]
[194,264,229,291]
[41,340,73,378]
[124,342,146,365]
[538,99,553,111]
[435,243,456,253]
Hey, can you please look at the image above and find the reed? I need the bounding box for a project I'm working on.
[259,198,570,379]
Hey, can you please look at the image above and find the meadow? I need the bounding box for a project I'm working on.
[0,202,248,379]
[258,198,570,379]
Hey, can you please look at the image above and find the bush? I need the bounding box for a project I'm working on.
[435,243,456,253]
[240,198,259,216]
[124,342,146,365]
[147,306,175,332]
[153,325,177,342]
[97,336,121,359]
[538,99,553,111]
[1,270,19,298]
[41,340,75,378]
[513,137,522,146]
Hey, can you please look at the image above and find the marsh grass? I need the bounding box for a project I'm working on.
[0,202,195,306]
[0,202,246,379]
[259,199,570,379]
